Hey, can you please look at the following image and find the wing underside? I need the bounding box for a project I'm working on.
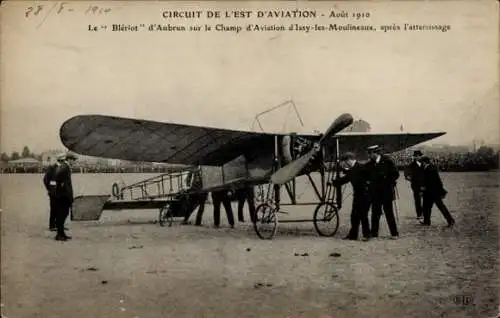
[60,115,278,166]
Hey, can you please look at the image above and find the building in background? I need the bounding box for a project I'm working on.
[7,157,42,172]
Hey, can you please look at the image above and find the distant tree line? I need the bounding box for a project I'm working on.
[1,146,41,162]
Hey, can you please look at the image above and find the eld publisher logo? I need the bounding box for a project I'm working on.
[453,294,474,306]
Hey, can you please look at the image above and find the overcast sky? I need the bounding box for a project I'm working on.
[1,1,498,154]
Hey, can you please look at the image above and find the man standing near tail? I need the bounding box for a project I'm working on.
[366,145,400,239]
[52,152,76,241]
[420,156,455,227]
[43,161,58,231]
[334,152,371,241]
[404,150,425,219]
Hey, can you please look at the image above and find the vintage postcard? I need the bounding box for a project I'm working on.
[1,1,498,317]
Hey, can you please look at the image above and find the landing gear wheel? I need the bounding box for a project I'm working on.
[253,203,278,240]
[158,206,173,227]
[313,202,339,237]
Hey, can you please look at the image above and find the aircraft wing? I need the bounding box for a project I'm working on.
[60,114,445,165]
[59,114,282,166]
[322,132,446,159]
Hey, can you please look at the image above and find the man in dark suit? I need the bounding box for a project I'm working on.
[43,162,58,231]
[212,189,235,228]
[235,186,256,223]
[180,168,209,226]
[178,192,208,226]
[404,150,424,219]
[334,152,371,241]
[420,156,455,227]
[366,145,400,239]
[52,152,77,241]
[192,193,208,226]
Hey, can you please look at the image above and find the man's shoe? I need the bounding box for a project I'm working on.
[420,221,430,226]
[55,235,71,241]
[49,227,57,232]
[361,237,370,242]
[447,220,455,227]
[343,235,357,241]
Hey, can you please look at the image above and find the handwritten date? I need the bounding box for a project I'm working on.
[25,2,112,18]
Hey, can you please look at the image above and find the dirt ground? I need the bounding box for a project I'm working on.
[1,172,499,318]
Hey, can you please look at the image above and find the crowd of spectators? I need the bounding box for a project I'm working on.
[2,146,499,174]
[1,162,180,174]
[391,146,499,172]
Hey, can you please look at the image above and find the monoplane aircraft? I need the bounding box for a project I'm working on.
[61,113,445,239]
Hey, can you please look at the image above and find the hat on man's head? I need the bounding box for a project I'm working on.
[56,152,67,161]
[413,150,423,156]
[367,145,381,152]
[420,156,431,164]
[66,151,77,160]
[57,151,77,161]
[340,152,356,161]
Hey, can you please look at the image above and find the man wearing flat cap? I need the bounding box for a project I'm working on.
[51,151,77,241]
[334,152,371,241]
[365,145,400,238]
[419,156,455,227]
[404,150,425,219]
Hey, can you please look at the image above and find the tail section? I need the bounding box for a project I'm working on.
[71,195,111,221]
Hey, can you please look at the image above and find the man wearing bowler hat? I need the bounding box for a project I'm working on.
[404,150,425,219]
[365,145,400,239]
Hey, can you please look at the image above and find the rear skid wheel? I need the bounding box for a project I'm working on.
[313,202,339,237]
[158,206,173,227]
[253,203,278,240]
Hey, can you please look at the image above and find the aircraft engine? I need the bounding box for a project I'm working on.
[281,133,312,165]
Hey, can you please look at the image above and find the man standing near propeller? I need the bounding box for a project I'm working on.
[334,152,372,241]
[365,145,400,239]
